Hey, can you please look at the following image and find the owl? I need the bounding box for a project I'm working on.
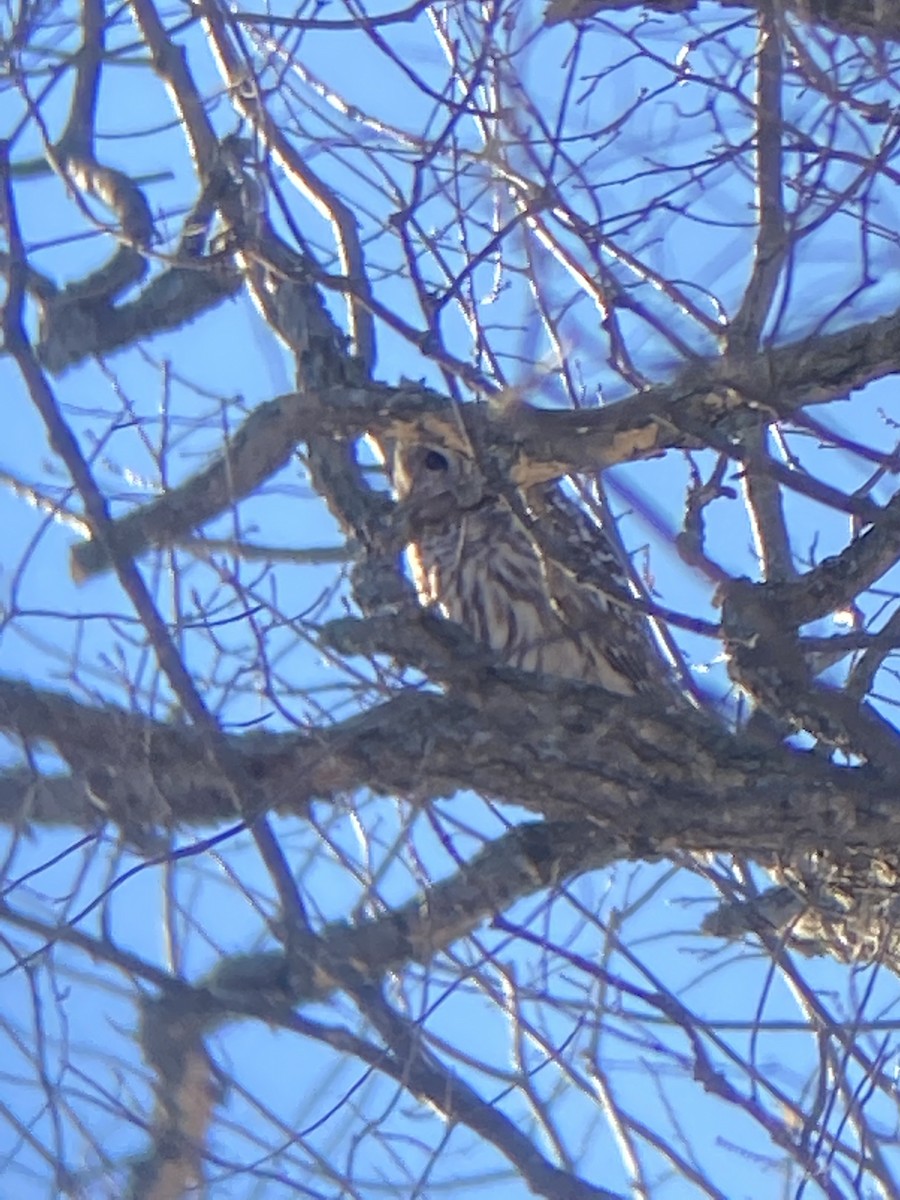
[392,440,666,696]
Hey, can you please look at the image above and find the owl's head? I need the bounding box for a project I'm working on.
[392,442,486,515]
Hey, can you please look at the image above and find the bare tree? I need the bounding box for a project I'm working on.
[3,0,900,1196]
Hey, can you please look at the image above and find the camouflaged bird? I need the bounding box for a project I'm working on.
[393,441,666,696]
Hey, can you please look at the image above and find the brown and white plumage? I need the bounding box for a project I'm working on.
[392,441,665,695]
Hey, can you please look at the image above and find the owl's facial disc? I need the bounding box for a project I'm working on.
[393,442,487,526]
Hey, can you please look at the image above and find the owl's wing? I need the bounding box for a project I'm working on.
[523,481,669,696]
[529,481,634,598]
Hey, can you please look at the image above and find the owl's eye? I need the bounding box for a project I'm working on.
[423,449,449,472]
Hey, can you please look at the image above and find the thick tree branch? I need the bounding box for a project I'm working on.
[206,820,612,1009]
[1,659,894,857]
[69,304,900,580]
[544,0,900,42]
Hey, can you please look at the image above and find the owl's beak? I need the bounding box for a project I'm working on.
[394,491,460,534]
